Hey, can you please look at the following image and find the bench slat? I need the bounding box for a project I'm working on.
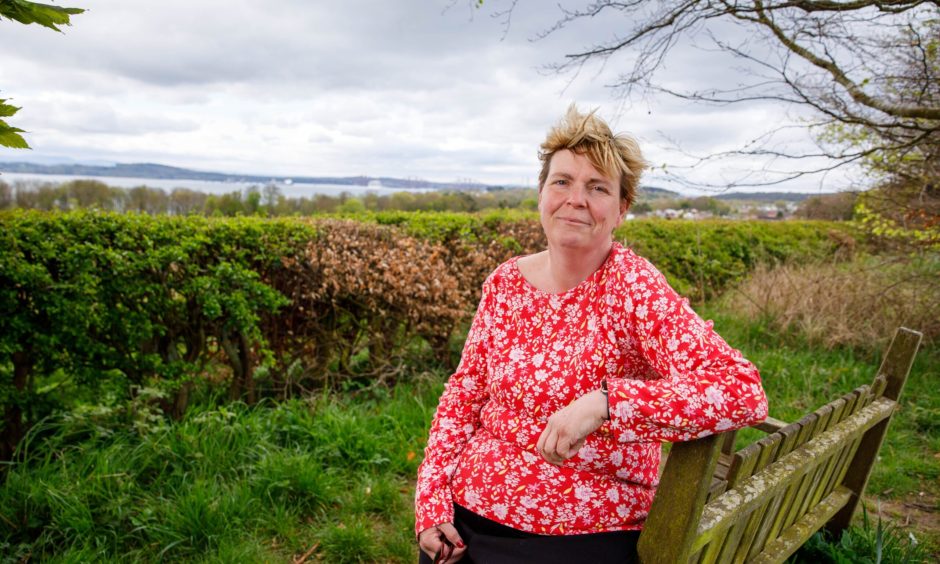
[782,402,840,530]
[636,327,922,564]
[753,416,788,434]
[750,486,854,564]
[739,423,804,560]
[691,397,896,552]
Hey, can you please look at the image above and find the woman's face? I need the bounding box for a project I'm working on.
[539,149,626,252]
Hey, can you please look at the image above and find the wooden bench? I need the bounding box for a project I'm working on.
[637,327,923,563]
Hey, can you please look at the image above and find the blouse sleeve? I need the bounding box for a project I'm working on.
[605,257,768,443]
[414,279,494,535]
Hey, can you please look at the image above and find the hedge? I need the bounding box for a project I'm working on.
[0,210,851,461]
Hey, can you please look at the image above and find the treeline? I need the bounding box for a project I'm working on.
[0,178,538,215]
[0,177,785,217]
[0,210,853,463]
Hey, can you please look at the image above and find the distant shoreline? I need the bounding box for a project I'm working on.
[0,161,494,192]
[0,172,439,199]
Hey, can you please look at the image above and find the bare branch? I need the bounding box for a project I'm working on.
[493,0,939,188]
[753,0,940,119]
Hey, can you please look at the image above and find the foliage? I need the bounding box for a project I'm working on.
[5,177,543,215]
[0,211,846,463]
[0,0,84,149]
[820,19,940,250]
[0,211,304,459]
[266,219,469,387]
[796,192,859,221]
[0,0,83,31]
[855,190,940,252]
[790,506,931,564]
[0,99,27,150]
[616,219,853,302]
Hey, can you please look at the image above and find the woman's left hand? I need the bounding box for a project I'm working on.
[537,389,608,465]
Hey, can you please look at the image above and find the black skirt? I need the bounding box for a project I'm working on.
[418,504,639,564]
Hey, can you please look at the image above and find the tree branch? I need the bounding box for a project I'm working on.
[753,0,940,119]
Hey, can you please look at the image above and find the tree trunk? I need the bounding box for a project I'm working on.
[2,350,32,462]
[222,331,254,403]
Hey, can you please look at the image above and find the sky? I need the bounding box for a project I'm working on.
[0,0,853,194]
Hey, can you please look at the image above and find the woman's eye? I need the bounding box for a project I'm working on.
[593,185,609,193]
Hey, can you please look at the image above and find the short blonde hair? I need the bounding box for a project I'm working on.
[538,105,647,210]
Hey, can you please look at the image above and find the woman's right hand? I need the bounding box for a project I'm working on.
[418,523,466,563]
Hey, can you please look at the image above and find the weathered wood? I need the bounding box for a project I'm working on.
[635,328,921,564]
[826,328,922,534]
[823,400,879,504]
[739,423,804,561]
[755,412,820,543]
[725,442,760,490]
[697,513,734,563]
[702,435,782,562]
[821,435,863,510]
[719,436,782,563]
[721,430,737,456]
[753,416,788,434]
[750,486,854,564]
[785,404,838,528]
[691,397,896,551]
[637,433,723,564]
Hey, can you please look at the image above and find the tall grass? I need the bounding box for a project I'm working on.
[0,380,442,563]
[725,253,939,350]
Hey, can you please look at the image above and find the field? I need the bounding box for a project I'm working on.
[0,211,936,562]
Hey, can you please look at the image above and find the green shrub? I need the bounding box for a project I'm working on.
[616,219,854,301]
[0,210,847,464]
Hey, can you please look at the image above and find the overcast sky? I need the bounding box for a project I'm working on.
[0,0,850,194]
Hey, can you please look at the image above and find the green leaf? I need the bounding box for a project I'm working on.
[0,119,30,148]
[0,98,21,118]
[0,0,84,32]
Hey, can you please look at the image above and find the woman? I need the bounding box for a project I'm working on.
[415,106,768,563]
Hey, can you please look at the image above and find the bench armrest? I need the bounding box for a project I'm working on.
[753,416,788,433]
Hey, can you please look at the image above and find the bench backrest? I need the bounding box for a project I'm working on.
[636,327,923,564]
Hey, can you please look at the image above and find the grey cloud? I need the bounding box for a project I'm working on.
[21,99,199,136]
[0,0,833,191]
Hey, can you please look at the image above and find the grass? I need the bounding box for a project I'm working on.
[0,380,443,563]
[789,506,932,564]
[1,311,936,562]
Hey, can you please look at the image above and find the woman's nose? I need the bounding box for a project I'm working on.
[566,184,588,206]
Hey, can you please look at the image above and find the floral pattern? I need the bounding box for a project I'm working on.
[415,243,768,536]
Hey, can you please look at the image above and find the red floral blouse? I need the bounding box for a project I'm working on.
[415,243,768,536]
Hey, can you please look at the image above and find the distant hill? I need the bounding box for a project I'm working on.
[637,186,682,200]
[714,191,821,203]
[0,161,489,191]
[634,187,821,203]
